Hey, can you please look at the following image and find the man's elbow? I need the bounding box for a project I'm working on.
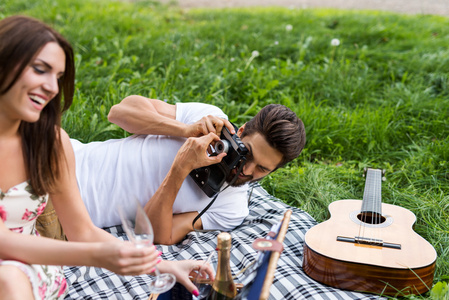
[155,212,199,245]
[107,96,134,123]
[108,100,127,125]
[153,234,182,246]
[153,225,191,245]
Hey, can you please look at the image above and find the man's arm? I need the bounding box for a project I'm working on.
[108,95,235,137]
[108,95,185,136]
[144,133,226,245]
[109,96,234,244]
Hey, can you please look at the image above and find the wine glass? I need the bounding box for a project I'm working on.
[192,250,218,299]
[118,202,176,294]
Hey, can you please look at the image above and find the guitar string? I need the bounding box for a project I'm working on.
[359,171,367,240]
[368,169,378,243]
[365,169,373,241]
[371,170,382,244]
[378,170,383,242]
[373,169,379,243]
[377,170,383,242]
[360,170,367,240]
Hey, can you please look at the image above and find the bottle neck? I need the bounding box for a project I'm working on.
[212,246,236,298]
[215,247,233,280]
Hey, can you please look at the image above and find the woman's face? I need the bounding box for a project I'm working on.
[0,42,66,124]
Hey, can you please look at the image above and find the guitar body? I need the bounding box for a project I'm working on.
[303,169,437,296]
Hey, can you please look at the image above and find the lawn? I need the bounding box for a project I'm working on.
[2,0,448,298]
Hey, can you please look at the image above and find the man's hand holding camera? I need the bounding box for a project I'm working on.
[184,115,235,138]
[172,132,227,178]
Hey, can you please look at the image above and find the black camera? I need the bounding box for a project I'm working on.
[189,124,248,198]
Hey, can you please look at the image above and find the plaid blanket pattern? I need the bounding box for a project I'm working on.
[64,183,383,300]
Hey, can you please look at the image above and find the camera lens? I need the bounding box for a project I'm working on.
[215,140,230,154]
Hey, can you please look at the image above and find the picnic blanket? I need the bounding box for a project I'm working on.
[64,183,382,300]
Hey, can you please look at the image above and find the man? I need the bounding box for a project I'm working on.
[71,96,306,245]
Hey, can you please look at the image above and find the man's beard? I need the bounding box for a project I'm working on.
[226,168,253,187]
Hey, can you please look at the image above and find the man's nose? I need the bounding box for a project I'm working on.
[243,162,255,176]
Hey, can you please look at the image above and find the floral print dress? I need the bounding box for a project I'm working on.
[0,181,68,300]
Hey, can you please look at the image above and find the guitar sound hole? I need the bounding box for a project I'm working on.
[357,212,386,225]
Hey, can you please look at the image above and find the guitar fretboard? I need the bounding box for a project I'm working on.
[361,169,382,215]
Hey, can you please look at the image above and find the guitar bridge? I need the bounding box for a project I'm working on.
[337,236,401,249]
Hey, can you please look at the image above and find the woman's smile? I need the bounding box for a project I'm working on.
[0,42,65,124]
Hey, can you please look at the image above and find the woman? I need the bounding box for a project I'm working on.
[0,15,210,299]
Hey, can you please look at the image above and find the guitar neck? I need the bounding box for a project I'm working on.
[361,168,383,215]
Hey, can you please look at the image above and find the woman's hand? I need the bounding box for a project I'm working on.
[158,259,215,295]
[94,241,161,276]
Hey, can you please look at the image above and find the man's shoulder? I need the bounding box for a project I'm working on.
[176,102,228,121]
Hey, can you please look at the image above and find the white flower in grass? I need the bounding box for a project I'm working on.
[244,50,260,70]
[286,24,293,31]
[274,41,279,45]
[230,57,235,62]
[331,38,340,46]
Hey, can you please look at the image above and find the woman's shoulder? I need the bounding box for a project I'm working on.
[57,127,69,138]
[57,127,75,160]
[57,127,72,146]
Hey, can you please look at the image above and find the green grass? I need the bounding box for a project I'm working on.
[2,0,448,298]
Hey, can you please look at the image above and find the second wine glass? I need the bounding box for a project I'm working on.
[193,250,218,299]
[118,201,176,294]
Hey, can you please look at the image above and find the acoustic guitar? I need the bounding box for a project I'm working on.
[303,168,437,296]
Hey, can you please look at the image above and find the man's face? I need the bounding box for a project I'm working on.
[227,129,283,187]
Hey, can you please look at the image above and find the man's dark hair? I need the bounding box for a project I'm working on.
[241,104,306,168]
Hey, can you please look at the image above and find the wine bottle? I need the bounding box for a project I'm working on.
[207,232,237,300]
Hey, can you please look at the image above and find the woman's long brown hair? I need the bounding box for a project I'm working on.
[0,15,75,195]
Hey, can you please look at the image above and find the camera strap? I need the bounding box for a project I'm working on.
[192,161,246,234]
